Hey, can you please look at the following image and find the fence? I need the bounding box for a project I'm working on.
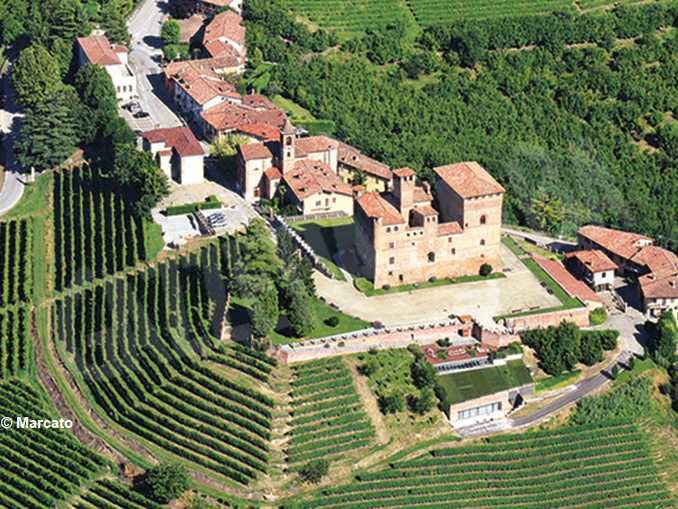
[283,210,348,223]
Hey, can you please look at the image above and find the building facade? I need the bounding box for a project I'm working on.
[354,162,504,289]
[564,249,617,291]
[76,35,137,103]
[142,127,206,184]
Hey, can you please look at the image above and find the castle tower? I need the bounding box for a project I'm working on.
[280,119,295,174]
[392,167,416,216]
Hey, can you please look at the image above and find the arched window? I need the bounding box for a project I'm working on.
[480,215,487,225]
[480,239,486,246]
[428,252,435,263]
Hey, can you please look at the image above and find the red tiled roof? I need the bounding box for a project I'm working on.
[437,222,463,236]
[204,10,245,48]
[337,142,392,180]
[393,167,415,178]
[577,225,653,260]
[639,273,678,299]
[413,187,432,203]
[77,36,121,66]
[531,255,601,304]
[165,59,240,105]
[412,205,438,217]
[200,100,286,137]
[283,159,352,201]
[564,249,618,273]
[238,142,273,161]
[203,0,236,6]
[295,136,338,157]
[142,127,205,157]
[356,192,405,226]
[631,245,678,280]
[237,122,282,142]
[263,166,282,181]
[177,14,205,43]
[434,161,504,198]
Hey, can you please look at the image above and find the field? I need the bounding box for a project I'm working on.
[0,218,32,306]
[437,360,533,406]
[0,306,31,378]
[52,236,276,486]
[289,421,672,508]
[0,381,110,507]
[287,358,375,467]
[53,166,160,292]
[74,479,164,509]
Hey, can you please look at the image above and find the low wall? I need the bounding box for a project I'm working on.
[284,211,348,223]
[503,306,590,330]
[272,215,335,279]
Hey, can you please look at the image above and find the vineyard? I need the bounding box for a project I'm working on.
[0,306,31,378]
[287,358,375,467]
[52,236,278,485]
[0,218,32,305]
[406,0,575,25]
[0,381,109,508]
[53,166,154,292]
[74,479,164,509]
[289,421,672,508]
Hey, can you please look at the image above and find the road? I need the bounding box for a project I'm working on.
[502,226,576,252]
[126,0,181,131]
[0,58,25,216]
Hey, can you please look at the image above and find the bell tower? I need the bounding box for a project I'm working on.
[280,119,295,174]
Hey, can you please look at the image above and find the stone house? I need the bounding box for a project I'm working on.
[142,127,206,184]
[564,249,617,291]
[354,162,504,288]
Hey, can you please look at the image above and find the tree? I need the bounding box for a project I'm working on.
[161,19,181,45]
[249,282,279,339]
[15,93,77,171]
[99,0,129,44]
[145,463,189,503]
[299,459,329,483]
[74,64,118,131]
[411,357,437,389]
[410,387,435,415]
[579,333,604,366]
[0,0,28,45]
[232,219,281,299]
[379,393,405,414]
[650,311,677,365]
[479,263,493,276]
[286,279,317,337]
[13,45,62,107]
[522,322,582,375]
[530,188,565,233]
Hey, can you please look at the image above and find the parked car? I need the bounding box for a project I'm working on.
[134,111,150,119]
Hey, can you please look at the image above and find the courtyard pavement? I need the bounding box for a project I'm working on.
[314,244,561,328]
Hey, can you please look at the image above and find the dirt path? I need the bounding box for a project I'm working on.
[346,361,389,445]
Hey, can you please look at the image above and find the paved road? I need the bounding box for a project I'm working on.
[502,226,576,252]
[0,60,25,216]
[127,0,181,131]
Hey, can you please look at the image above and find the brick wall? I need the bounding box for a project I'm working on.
[503,306,590,330]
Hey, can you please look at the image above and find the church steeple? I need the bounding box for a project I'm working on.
[280,119,295,174]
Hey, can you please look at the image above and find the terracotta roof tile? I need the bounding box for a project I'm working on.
[77,36,121,66]
[564,250,618,273]
[204,10,245,48]
[283,159,352,201]
[434,161,504,198]
[414,187,432,203]
[200,100,286,138]
[142,127,205,157]
[631,246,678,279]
[165,59,240,105]
[412,205,437,217]
[295,136,338,157]
[238,142,273,161]
[393,167,415,178]
[356,192,405,226]
[577,225,652,260]
[532,255,601,304]
[437,222,463,236]
[639,273,678,299]
[337,142,392,180]
[263,166,282,180]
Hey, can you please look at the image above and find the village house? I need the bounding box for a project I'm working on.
[201,95,287,142]
[337,142,393,192]
[236,121,354,214]
[577,225,678,317]
[142,127,206,184]
[202,9,246,69]
[76,35,137,103]
[564,249,617,292]
[354,162,504,289]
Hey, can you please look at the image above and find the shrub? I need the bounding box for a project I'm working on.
[382,284,391,290]
[145,463,189,503]
[589,307,608,326]
[379,393,405,414]
[299,459,329,483]
[479,263,493,276]
[324,316,340,327]
[436,337,450,347]
[428,276,437,283]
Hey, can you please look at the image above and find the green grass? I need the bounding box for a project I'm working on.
[535,369,582,393]
[289,216,354,281]
[354,272,505,296]
[272,95,317,122]
[589,307,608,326]
[358,348,417,397]
[2,172,52,220]
[501,235,526,257]
[437,360,533,407]
[270,297,370,345]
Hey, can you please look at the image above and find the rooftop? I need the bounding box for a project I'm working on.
[434,161,505,199]
[356,192,405,226]
[238,142,273,161]
[631,245,678,280]
[165,59,240,105]
[437,221,463,236]
[337,142,392,180]
[577,225,653,260]
[295,136,339,157]
[204,9,246,48]
[565,249,618,273]
[531,254,601,304]
[393,167,415,178]
[200,100,286,138]
[283,159,352,201]
[142,127,205,157]
[77,35,121,66]
[639,273,678,300]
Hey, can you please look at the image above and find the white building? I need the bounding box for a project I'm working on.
[142,127,206,185]
[76,35,137,103]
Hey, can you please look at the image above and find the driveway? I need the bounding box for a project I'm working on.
[127,0,182,130]
[0,60,25,216]
[314,244,561,328]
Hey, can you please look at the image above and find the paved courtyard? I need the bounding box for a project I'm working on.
[314,244,561,328]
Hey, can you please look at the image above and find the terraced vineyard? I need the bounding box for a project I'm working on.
[290,421,671,508]
[53,166,151,292]
[287,358,375,467]
[52,236,276,485]
[0,381,109,508]
[0,306,32,378]
[406,0,575,25]
[0,218,32,305]
[74,479,164,509]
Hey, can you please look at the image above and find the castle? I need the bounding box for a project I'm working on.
[354,162,504,288]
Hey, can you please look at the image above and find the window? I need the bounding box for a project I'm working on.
[389,242,395,249]
[315,200,321,207]
[428,252,435,263]
[286,136,292,146]
[480,215,487,225]
[333,197,336,203]
[451,248,456,255]
[480,239,486,246]
[394,226,399,231]
[386,227,391,233]
[388,271,393,276]
[448,237,452,243]
[389,257,395,265]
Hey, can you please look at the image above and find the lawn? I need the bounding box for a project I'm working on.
[354,272,505,296]
[289,216,355,280]
[438,360,533,407]
[2,172,52,220]
[535,369,582,393]
[265,297,369,345]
